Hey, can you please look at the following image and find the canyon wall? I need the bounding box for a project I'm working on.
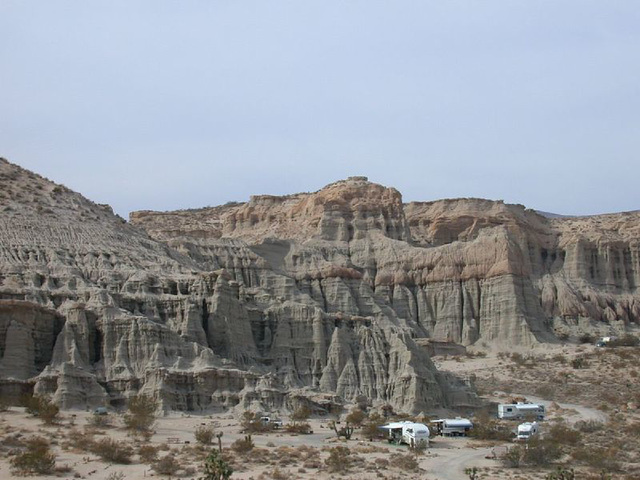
[1,160,638,414]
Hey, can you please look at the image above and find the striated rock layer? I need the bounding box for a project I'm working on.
[2,160,638,413]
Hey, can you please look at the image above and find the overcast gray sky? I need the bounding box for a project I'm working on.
[2,1,639,218]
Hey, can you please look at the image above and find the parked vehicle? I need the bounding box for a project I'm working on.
[380,421,430,447]
[498,403,545,420]
[260,416,283,429]
[516,421,539,440]
[431,418,473,436]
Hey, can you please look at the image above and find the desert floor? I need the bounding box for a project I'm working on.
[1,342,638,480]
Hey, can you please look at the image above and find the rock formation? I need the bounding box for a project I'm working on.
[1,160,638,413]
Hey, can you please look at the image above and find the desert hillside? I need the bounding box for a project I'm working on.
[1,159,638,415]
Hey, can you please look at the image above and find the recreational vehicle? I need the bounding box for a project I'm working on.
[498,403,545,420]
[516,421,540,440]
[381,421,430,447]
[431,418,473,436]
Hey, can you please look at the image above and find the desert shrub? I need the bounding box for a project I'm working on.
[522,438,562,466]
[465,466,479,480]
[231,435,254,454]
[324,446,352,473]
[201,449,232,480]
[195,425,216,445]
[123,394,157,436]
[9,436,56,475]
[153,455,180,475]
[546,467,576,480]
[571,357,587,369]
[535,383,555,400]
[291,405,311,423]
[574,420,604,433]
[500,445,523,468]
[88,413,113,428]
[362,413,385,440]
[63,429,95,452]
[391,453,419,472]
[240,411,272,433]
[138,444,159,463]
[572,446,621,471]
[269,467,290,480]
[345,408,366,426]
[609,334,640,347]
[579,333,595,344]
[21,395,59,424]
[91,438,134,464]
[468,413,513,441]
[412,439,428,455]
[284,422,311,434]
[106,472,126,480]
[374,458,389,469]
[551,354,567,365]
[546,422,581,446]
[511,353,527,365]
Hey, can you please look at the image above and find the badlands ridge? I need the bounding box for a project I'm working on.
[0,159,638,414]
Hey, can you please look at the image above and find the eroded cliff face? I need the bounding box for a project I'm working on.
[2,160,637,414]
[0,163,461,413]
[131,178,640,348]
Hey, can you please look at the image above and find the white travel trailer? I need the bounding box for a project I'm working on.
[431,418,474,436]
[516,421,540,440]
[498,403,545,420]
[381,421,430,447]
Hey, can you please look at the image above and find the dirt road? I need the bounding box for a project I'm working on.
[422,441,500,480]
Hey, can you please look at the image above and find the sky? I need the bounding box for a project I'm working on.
[1,1,639,218]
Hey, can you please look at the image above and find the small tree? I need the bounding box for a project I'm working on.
[291,405,311,424]
[330,420,354,440]
[10,436,56,475]
[345,408,366,427]
[240,411,271,433]
[123,394,157,437]
[362,413,385,440]
[200,449,232,480]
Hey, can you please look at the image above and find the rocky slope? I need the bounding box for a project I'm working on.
[0,163,472,413]
[1,160,638,414]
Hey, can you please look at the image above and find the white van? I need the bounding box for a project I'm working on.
[516,421,539,440]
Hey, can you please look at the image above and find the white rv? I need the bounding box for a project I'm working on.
[431,418,474,436]
[498,403,545,420]
[516,421,539,440]
[381,421,430,447]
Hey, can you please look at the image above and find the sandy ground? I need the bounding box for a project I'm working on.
[2,342,637,479]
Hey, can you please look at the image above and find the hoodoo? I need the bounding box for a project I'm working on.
[1,159,638,412]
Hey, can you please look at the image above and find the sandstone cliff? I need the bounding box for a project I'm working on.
[2,160,637,414]
[0,163,467,413]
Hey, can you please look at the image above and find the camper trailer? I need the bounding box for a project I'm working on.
[498,403,545,420]
[516,422,540,440]
[431,418,473,436]
[381,421,430,447]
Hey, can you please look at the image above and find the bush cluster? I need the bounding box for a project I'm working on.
[9,436,56,475]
